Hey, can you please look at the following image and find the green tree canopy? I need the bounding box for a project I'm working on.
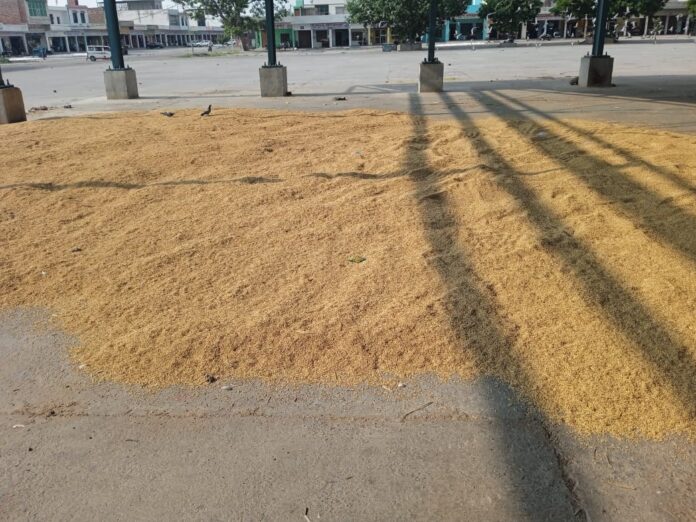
[551,0,667,18]
[689,0,696,16]
[347,0,469,42]
[172,0,287,37]
[478,0,542,40]
[550,0,596,18]
[631,0,668,17]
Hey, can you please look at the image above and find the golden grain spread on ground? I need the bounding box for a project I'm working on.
[1,109,695,439]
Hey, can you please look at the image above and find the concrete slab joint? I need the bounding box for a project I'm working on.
[104,68,139,100]
[578,55,614,88]
[259,65,288,98]
[0,87,27,124]
[419,61,444,93]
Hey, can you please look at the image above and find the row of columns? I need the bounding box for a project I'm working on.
[307,27,357,48]
[1,35,29,54]
[641,15,691,36]
[8,31,221,55]
[275,26,393,49]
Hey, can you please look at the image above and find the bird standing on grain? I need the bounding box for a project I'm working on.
[200,105,212,117]
[160,111,175,117]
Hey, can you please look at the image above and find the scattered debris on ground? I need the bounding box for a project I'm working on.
[347,255,366,264]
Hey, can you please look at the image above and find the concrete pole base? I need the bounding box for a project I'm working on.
[578,55,614,87]
[259,66,288,97]
[104,68,139,100]
[418,61,444,93]
[0,87,27,124]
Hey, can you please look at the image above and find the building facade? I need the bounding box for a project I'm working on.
[3,0,693,55]
[279,0,693,47]
[0,0,224,55]
[115,4,221,48]
[274,0,373,49]
[0,0,50,54]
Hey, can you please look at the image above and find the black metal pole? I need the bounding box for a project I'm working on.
[103,0,125,69]
[426,0,437,63]
[265,0,277,66]
[0,64,4,87]
[592,0,610,56]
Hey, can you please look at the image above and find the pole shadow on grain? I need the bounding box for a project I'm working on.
[438,90,696,424]
[405,93,582,520]
[0,177,281,192]
[489,90,696,239]
[493,90,696,193]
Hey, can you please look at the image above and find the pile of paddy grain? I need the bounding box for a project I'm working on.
[1,108,694,439]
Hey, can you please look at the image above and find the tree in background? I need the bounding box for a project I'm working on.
[552,0,668,38]
[347,0,469,43]
[478,0,542,41]
[346,0,390,30]
[551,0,600,36]
[172,0,288,48]
[631,0,668,35]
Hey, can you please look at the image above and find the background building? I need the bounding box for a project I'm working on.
[2,0,693,55]
[0,0,224,55]
[0,0,50,54]
[272,0,370,49]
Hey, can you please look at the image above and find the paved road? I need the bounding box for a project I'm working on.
[3,40,695,109]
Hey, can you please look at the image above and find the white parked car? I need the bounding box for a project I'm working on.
[86,45,111,61]
[192,40,212,47]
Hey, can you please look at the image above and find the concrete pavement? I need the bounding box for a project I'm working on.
[2,309,695,521]
[2,41,694,124]
[3,41,694,136]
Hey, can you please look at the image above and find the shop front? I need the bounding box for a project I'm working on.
[47,33,69,52]
[333,27,348,46]
[0,30,29,56]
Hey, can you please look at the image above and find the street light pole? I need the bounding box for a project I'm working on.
[103,0,125,69]
[577,0,614,86]
[426,0,438,63]
[102,0,138,98]
[264,0,277,67]
[592,0,610,56]
[418,0,443,92]
[0,59,26,123]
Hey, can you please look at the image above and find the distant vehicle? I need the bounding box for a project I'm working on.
[86,45,111,61]
[192,40,212,47]
[146,42,164,49]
